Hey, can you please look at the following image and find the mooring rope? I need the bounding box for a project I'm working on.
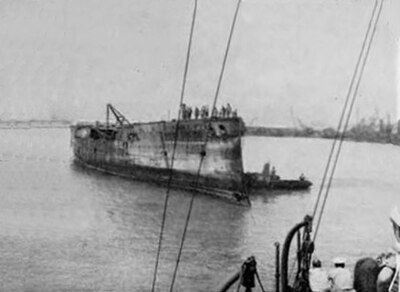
[255,270,267,292]
[313,0,384,242]
[168,1,243,291]
[150,1,198,291]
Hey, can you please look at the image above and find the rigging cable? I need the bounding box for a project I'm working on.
[311,0,379,220]
[150,1,198,291]
[287,0,382,281]
[168,0,244,291]
[313,0,385,243]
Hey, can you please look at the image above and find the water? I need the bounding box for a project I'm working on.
[0,129,399,291]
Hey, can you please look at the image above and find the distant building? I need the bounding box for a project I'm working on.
[397,120,400,134]
[379,119,385,133]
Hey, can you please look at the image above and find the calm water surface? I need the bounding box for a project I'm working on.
[0,129,399,291]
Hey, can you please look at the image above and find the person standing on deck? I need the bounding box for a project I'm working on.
[226,103,232,117]
[202,105,209,118]
[220,105,226,118]
[328,258,355,292]
[232,109,238,117]
[200,106,205,118]
[271,166,279,181]
[377,207,400,292]
[310,258,330,292]
[194,107,199,119]
[181,103,187,120]
[212,106,218,118]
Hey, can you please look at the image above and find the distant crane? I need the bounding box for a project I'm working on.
[106,103,132,127]
[289,106,299,129]
[297,118,308,130]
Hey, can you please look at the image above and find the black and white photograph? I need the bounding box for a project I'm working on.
[0,0,399,291]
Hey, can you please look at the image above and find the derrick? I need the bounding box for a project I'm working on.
[106,103,132,127]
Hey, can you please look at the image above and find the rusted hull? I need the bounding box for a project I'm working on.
[70,118,248,203]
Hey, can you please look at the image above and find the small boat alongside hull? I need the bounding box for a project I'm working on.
[268,179,312,190]
[245,176,312,190]
[243,171,312,191]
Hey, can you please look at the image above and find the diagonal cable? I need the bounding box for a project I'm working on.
[313,0,384,242]
[168,0,244,291]
[311,0,379,220]
[150,1,198,291]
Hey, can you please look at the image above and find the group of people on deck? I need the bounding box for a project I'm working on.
[180,103,237,120]
[310,206,400,292]
[310,257,354,292]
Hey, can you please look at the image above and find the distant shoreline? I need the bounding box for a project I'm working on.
[0,120,71,129]
[2,121,400,147]
[246,126,400,146]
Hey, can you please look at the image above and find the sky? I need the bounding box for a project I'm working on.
[0,0,398,127]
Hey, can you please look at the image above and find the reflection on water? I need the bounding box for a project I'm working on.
[0,130,399,291]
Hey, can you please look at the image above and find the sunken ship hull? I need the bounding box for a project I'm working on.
[71,116,247,201]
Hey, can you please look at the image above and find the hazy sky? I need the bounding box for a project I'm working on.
[0,0,398,127]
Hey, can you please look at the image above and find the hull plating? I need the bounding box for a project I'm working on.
[71,118,246,194]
